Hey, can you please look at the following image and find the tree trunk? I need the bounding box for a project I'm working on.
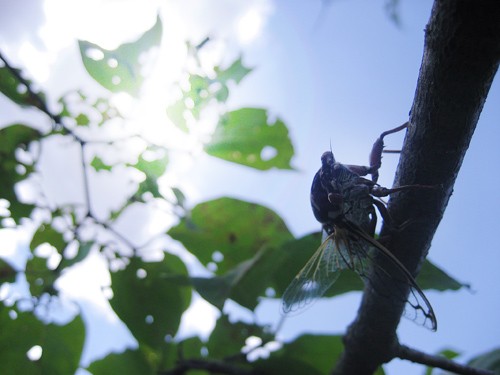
[333,1,500,374]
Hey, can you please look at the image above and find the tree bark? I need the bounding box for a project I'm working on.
[333,1,500,374]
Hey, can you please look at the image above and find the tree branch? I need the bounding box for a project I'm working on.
[397,345,495,375]
[333,1,500,374]
[161,358,253,375]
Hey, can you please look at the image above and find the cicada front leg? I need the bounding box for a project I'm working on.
[346,122,409,183]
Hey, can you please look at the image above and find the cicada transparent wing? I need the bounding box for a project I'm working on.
[282,220,437,331]
[281,227,367,314]
[343,221,438,331]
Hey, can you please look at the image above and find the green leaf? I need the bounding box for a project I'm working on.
[425,348,461,375]
[467,348,500,374]
[0,65,45,108]
[91,156,113,172]
[215,57,252,84]
[166,99,189,132]
[190,252,266,310]
[178,336,205,359]
[253,334,345,375]
[78,16,162,96]
[207,314,272,360]
[26,224,67,297]
[168,197,293,275]
[0,124,41,227]
[57,90,121,127]
[171,187,186,208]
[59,241,93,269]
[416,259,465,291]
[109,255,191,350]
[135,148,168,178]
[204,108,294,170]
[25,255,58,297]
[132,147,169,199]
[87,348,154,375]
[75,113,90,126]
[40,314,86,375]
[30,224,66,253]
[190,276,232,310]
[0,308,84,375]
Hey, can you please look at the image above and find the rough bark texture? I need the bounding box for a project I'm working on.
[332,1,500,374]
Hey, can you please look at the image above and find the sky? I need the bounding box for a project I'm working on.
[0,0,499,374]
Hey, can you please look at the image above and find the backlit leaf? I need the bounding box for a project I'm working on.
[0,65,45,108]
[204,108,294,170]
[0,124,40,227]
[91,156,113,172]
[110,254,190,350]
[207,315,272,360]
[168,197,293,275]
[215,57,252,84]
[0,308,84,375]
[78,16,162,96]
[30,224,66,254]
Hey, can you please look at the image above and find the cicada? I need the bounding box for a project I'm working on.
[282,123,437,331]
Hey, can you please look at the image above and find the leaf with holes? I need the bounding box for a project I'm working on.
[204,108,294,170]
[0,65,46,108]
[214,57,252,84]
[109,255,190,350]
[0,124,40,227]
[207,315,273,360]
[57,90,121,127]
[168,197,293,276]
[78,16,162,96]
[0,308,84,375]
[25,255,59,298]
[30,224,66,254]
[59,242,93,269]
[132,147,169,199]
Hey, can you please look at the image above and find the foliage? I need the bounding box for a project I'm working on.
[0,14,486,375]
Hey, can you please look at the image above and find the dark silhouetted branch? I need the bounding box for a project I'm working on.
[397,345,494,375]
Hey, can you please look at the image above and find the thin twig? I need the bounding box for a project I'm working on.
[79,141,93,217]
[397,345,494,375]
[0,51,61,127]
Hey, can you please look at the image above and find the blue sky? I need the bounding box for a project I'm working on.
[1,1,499,374]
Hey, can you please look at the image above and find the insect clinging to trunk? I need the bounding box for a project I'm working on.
[282,122,437,331]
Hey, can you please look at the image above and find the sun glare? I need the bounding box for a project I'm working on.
[1,0,276,364]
